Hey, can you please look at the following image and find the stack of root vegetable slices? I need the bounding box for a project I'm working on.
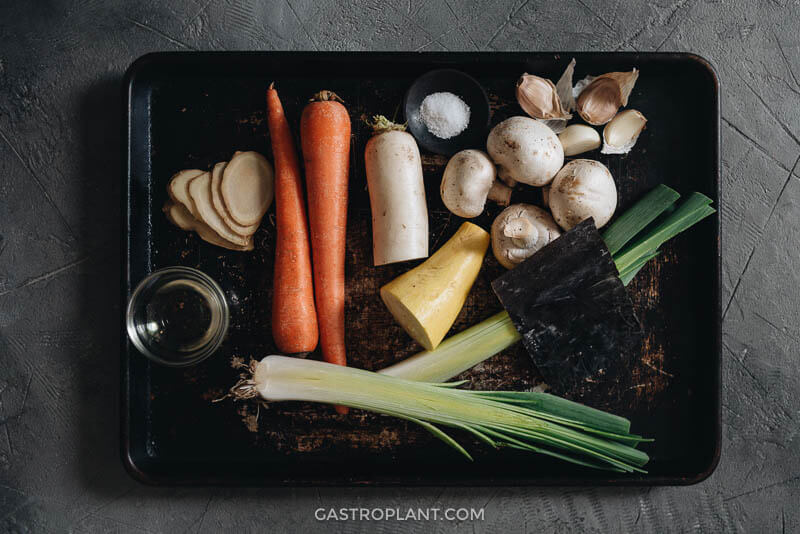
[163,151,274,250]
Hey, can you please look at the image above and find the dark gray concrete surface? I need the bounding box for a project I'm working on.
[0,0,798,532]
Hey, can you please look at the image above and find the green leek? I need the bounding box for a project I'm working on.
[618,250,660,286]
[232,355,650,471]
[613,192,714,273]
[601,185,680,255]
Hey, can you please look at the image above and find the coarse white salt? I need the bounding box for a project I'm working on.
[419,92,471,139]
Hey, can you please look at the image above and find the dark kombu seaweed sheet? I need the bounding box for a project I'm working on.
[491,219,643,404]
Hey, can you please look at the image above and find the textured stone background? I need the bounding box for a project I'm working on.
[1,0,798,532]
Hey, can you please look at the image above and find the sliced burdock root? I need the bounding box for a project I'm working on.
[210,161,259,236]
[163,201,253,251]
[194,220,253,251]
[188,172,253,248]
[163,201,195,230]
[221,151,274,226]
[491,219,642,404]
[167,169,204,216]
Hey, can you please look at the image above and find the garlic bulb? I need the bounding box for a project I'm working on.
[602,109,647,154]
[516,74,568,121]
[558,124,601,156]
[575,69,639,125]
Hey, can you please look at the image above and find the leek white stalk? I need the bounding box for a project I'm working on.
[380,311,521,382]
[230,355,649,471]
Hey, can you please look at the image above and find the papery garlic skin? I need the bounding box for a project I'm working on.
[540,58,578,132]
[541,118,568,134]
[601,109,647,155]
[573,75,595,99]
[558,124,602,156]
[575,69,639,125]
[555,58,577,113]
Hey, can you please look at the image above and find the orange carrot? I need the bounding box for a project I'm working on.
[267,83,319,354]
[301,90,351,414]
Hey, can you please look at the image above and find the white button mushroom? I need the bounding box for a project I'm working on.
[491,204,561,269]
[440,149,512,218]
[486,116,564,187]
[548,159,617,230]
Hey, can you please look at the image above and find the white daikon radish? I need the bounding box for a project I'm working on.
[364,116,428,266]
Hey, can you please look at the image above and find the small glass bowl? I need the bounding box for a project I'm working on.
[125,266,229,367]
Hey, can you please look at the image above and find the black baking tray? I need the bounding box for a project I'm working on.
[122,52,720,486]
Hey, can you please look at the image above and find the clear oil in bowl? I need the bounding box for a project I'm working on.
[126,267,229,366]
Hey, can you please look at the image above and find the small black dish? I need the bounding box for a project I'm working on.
[404,69,490,156]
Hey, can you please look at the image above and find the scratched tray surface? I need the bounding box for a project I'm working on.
[123,52,719,485]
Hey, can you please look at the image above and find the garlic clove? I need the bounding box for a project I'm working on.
[601,109,647,155]
[517,60,577,132]
[575,69,639,125]
[558,124,601,157]
[516,73,566,120]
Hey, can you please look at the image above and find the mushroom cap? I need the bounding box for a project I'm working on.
[491,203,561,269]
[440,149,497,218]
[486,116,564,187]
[548,159,617,230]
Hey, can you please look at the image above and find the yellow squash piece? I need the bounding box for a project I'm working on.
[380,222,490,351]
